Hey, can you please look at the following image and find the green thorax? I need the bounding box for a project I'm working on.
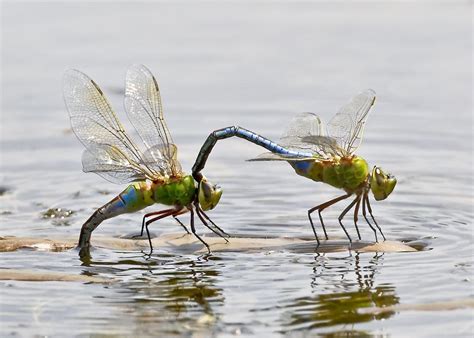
[290,156,369,192]
[152,175,196,206]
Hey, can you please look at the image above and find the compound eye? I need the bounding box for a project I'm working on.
[200,181,212,199]
[375,171,385,185]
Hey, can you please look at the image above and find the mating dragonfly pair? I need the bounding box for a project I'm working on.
[63,65,396,258]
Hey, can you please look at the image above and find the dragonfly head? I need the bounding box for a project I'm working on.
[198,177,223,211]
[370,166,397,201]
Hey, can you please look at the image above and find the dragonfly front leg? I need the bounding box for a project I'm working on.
[364,191,386,241]
[194,202,229,242]
[196,204,230,238]
[188,206,211,254]
[353,195,362,240]
[173,215,191,234]
[362,191,378,242]
[308,193,352,244]
[338,196,359,243]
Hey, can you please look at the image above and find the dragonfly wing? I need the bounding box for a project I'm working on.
[248,152,315,162]
[142,143,182,175]
[279,112,342,158]
[82,144,147,184]
[299,135,342,157]
[326,89,376,155]
[280,112,323,145]
[63,69,159,182]
[125,64,181,177]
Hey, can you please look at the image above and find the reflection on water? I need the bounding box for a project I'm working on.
[75,251,402,336]
[80,254,224,336]
[282,253,399,333]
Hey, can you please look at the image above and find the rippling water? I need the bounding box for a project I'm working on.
[1,2,472,337]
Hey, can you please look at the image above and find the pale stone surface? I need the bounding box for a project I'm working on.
[0,234,417,254]
[0,234,417,283]
[0,268,112,283]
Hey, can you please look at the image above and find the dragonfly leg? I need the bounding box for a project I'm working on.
[362,191,378,242]
[353,195,362,240]
[188,206,211,254]
[173,215,191,234]
[317,211,329,241]
[364,192,386,241]
[197,204,231,238]
[137,209,176,238]
[338,196,359,243]
[308,193,352,244]
[143,208,180,254]
[195,204,229,243]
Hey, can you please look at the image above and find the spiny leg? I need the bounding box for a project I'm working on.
[143,210,177,254]
[362,191,378,242]
[308,193,352,244]
[136,208,176,238]
[316,194,352,240]
[364,191,386,241]
[317,213,328,241]
[353,195,362,240]
[197,204,230,238]
[188,206,211,254]
[173,214,191,234]
[338,196,359,243]
[195,205,229,243]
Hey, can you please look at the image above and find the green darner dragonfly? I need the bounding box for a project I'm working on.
[192,89,397,245]
[63,64,225,257]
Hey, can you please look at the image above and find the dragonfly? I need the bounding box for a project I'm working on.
[192,89,397,244]
[63,64,226,258]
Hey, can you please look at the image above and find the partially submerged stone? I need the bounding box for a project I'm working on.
[0,236,76,252]
[0,233,418,254]
[0,234,419,283]
[0,268,111,283]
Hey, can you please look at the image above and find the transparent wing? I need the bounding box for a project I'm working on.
[248,152,315,162]
[142,144,182,175]
[82,144,147,184]
[326,89,376,155]
[63,69,160,182]
[279,112,343,158]
[125,64,181,177]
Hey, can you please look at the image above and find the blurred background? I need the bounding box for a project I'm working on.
[1,1,472,336]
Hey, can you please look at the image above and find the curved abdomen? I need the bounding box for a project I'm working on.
[78,182,155,249]
[192,126,312,180]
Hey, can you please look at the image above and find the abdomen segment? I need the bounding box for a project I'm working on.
[192,126,310,180]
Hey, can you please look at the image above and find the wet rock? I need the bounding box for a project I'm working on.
[0,236,76,252]
[0,234,418,254]
[0,268,112,283]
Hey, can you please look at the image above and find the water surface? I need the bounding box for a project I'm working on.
[1,2,472,337]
